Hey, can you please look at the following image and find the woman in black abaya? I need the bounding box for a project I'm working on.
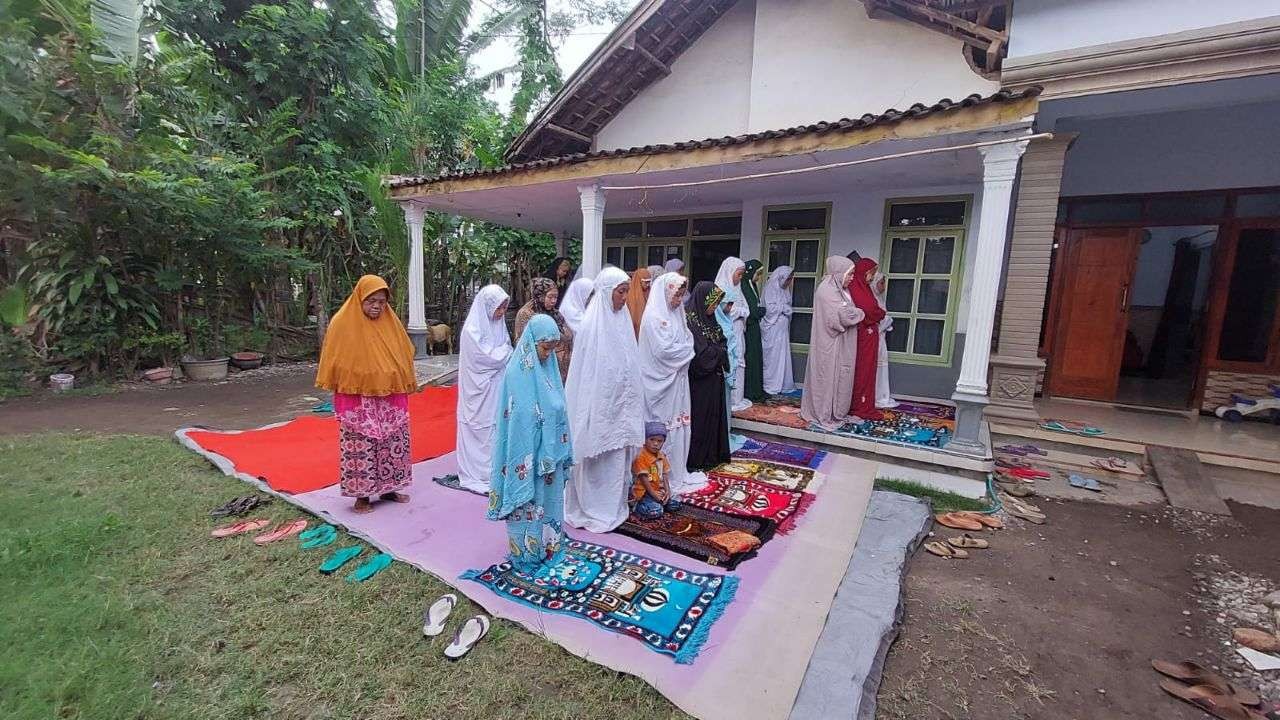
[684,281,731,471]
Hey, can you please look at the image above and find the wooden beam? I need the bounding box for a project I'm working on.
[882,6,990,51]
[631,43,671,76]
[543,122,593,145]
[883,0,1005,43]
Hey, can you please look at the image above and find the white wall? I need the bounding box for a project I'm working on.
[594,0,755,151]
[1059,101,1280,196]
[596,0,997,149]
[1007,0,1280,59]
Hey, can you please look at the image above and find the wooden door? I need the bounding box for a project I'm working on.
[1047,228,1141,401]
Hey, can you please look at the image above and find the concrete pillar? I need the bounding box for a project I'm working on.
[987,133,1076,421]
[949,137,1029,457]
[578,183,605,277]
[402,201,428,358]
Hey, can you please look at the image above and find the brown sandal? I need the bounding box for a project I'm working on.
[924,541,968,559]
[1152,660,1261,707]
[947,533,989,549]
[934,512,983,531]
[1157,679,1265,719]
[954,511,1003,529]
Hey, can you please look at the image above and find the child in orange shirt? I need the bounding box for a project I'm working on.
[631,422,680,520]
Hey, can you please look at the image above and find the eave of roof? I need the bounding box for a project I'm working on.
[387,87,1040,194]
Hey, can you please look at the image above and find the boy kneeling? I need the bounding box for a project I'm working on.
[630,422,681,520]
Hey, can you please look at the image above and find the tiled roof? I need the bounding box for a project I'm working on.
[386,87,1040,190]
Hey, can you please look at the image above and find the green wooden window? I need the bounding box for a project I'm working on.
[604,214,741,272]
[761,204,830,349]
[880,197,970,366]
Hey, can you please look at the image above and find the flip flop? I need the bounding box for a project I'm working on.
[924,541,968,559]
[346,552,394,583]
[955,511,1003,529]
[253,519,308,545]
[1003,503,1046,524]
[947,534,989,549]
[211,518,271,538]
[1090,457,1130,473]
[299,524,336,542]
[1234,628,1280,654]
[1157,679,1266,719]
[1002,496,1043,514]
[444,615,491,660]
[1068,474,1103,492]
[210,495,271,518]
[1152,660,1261,707]
[319,545,364,574]
[301,527,339,550]
[422,594,458,637]
[934,512,983,531]
[998,483,1036,497]
[1005,465,1051,481]
[995,469,1035,484]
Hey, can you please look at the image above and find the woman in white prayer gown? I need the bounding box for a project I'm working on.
[872,271,898,409]
[559,277,594,336]
[760,265,796,395]
[638,272,707,496]
[713,257,751,412]
[456,284,512,493]
[564,267,645,532]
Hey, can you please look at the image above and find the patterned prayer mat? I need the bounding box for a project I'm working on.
[710,459,815,492]
[828,406,954,448]
[614,504,776,570]
[889,399,956,421]
[680,476,813,534]
[431,473,486,496]
[731,402,808,428]
[733,438,828,470]
[462,539,738,664]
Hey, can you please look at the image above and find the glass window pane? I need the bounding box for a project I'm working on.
[886,279,914,312]
[766,207,827,232]
[605,246,621,267]
[791,277,816,309]
[665,245,684,261]
[794,240,821,273]
[913,319,945,356]
[918,279,950,314]
[922,237,955,274]
[790,312,813,344]
[768,241,791,271]
[647,245,665,266]
[622,246,639,271]
[1071,199,1142,223]
[692,216,741,236]
[1218,228,1279,363]
[1147,195,1226,224]
[645,219,687,237]
[1236,193,1280,219]
[889,237,920,273]
[605,222,642,239]
[885,318,909,352]
[888,201,966,228]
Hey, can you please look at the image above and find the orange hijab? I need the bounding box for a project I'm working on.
[315,275,417,397]
[625,268,652,337]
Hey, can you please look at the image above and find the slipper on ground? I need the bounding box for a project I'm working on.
[444,615,491,660]
[319,545,364,575]
[934,512,983,531]
[924,541,968,559]
[947,534,989,549]
[1233,628,1280,654]
[1003,503,1046,524]
[423,594,458,637]
[253,519,308,545]
[954,511,1003,529]
[346,552,394,583]
[211,518,270,538]
[1068,474,1103,492]
[1151,659,1260,707]
[298,524,336,542]
[1157,679,1265,720]
[301,527,339,550]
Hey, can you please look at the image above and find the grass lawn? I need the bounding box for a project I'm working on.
[873,478,989,513]
[0,434,687,720]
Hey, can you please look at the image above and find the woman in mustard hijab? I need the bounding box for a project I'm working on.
[316,275,418,513]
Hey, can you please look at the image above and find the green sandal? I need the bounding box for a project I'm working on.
[299,524,335,542]
[319,545,364,574]
[301,526,339,550]
[346,553,393,583]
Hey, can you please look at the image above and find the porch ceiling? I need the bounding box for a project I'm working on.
[404,128,1015,236]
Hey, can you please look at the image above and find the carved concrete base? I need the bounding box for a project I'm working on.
[948,390,990,458]
[408,328,429,359]
[985,354,1044,422]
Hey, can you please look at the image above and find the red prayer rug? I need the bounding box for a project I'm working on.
[709,459,814,492]
[679,476,813,535]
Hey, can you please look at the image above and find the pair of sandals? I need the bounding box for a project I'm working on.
[319,545,394,582]
[1153,659,1264,719]
[934,511,1002,532]
[423,594,490,660]
[299,524,339,549]
[211,518,309,545]
[995,443,1046,457]
[210,495,271,518]
[1000,494,1046,524]
[924,533,990,559]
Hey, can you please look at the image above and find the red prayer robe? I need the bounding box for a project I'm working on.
[847,258,885,419]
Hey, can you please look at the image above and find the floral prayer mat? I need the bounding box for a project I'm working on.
[709,459,815,492]
[680,476,813,535]
[828,406,955,448]
[889,399,956,421]
[462,539,738,664]
[733,438,828,470]
[614,504,776,570]
[731,402,808,428]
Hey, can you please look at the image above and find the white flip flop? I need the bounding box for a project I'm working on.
[422,594,457,637]
[443,615,490,660]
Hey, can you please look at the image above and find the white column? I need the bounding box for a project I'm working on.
[402,201,428,356]
[954,138,1029,398]
[578,182,605,277]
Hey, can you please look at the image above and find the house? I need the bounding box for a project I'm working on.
[388,0,1280,469]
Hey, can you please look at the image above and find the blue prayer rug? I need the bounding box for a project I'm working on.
[462,538,739,664]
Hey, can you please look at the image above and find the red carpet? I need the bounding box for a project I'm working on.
[185,386,457,494]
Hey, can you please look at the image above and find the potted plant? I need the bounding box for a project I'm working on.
[225,324,269,370]
[181,317,229,381]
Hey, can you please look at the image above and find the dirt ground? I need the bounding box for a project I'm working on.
[3,364,1278,720]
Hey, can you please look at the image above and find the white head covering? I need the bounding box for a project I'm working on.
[457,284,512,425]
[713,256,749,320]
[761,265,794,328]
[559,277,594,334]
[639,273,695,415]
[564,266,644,459]
[645,264,664,280]
[663,258,684,274]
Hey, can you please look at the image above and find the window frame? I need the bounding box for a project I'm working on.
[603,212,741,274]
[759,202,831,351]
[879,195,972,366]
